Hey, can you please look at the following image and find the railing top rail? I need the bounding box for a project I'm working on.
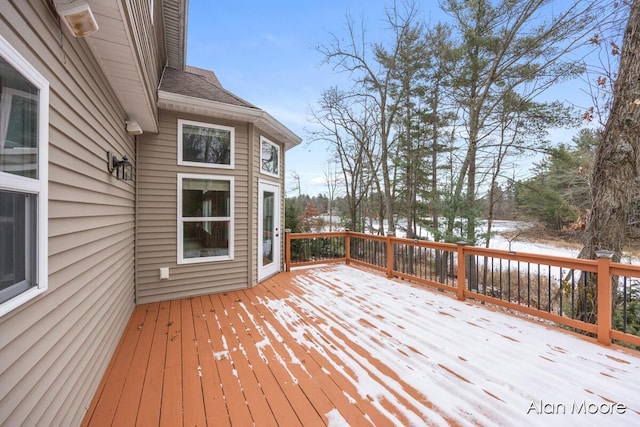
[388,236,458,251]
[462,245,598,271]
[346,231,389,242]
[288,231,347,239]
[610,263,640,277]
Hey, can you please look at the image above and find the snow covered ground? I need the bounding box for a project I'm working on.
[271,264,640,426]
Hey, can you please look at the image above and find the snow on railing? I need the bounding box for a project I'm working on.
[285,230,640,350]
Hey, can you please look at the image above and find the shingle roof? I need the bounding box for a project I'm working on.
[159,66,257,109]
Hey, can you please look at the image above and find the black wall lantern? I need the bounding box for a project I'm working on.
[107,151,133,181]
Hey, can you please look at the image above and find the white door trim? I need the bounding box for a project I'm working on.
[258,180,280,280]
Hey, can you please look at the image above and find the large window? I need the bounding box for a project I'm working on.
[260,136,280,177]
[0,35,49,316]
[178,174,234,263]
[178,119,234,169]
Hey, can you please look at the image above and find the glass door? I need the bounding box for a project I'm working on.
[258,181,280,280]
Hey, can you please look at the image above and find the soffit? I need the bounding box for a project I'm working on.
[83,0,157,132]
[163,0,187,70]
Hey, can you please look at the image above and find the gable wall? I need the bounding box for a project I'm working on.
[0,2,138,425]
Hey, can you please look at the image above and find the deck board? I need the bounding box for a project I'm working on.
[180,298,207,426]
[190,296,231,427]
[137,301,170,427]
[82,265,640,426]
[159,300,183,427]
[83,306,148,426]
[113,303,159,426]
[208,292,268,426]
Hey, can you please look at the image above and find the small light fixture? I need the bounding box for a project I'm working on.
[126,120,143,135]
[107,151,133,181]
[55,1,99,38]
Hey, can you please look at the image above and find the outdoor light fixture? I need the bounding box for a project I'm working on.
[107,151,133,181]
[54,1,99,38]
[126,120,143,135]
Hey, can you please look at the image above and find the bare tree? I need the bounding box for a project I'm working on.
[322,161,343,231]
[309,88,379,231]
[288,170,302,198]
[318,0,425,235]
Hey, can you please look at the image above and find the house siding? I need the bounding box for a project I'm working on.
[1,2,136,426]
[136,111,251,303]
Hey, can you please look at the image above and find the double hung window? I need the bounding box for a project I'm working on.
[178,174,234,263]
[0,36,49,315]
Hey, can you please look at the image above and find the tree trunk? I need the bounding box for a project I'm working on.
[579,1,640,262]
[578,0,640,324]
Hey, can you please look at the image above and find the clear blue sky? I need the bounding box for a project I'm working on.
[185,1,596,197]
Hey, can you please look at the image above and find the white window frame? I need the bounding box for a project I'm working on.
[0,35,49,316]
[177,173,234,264]
[177,119,235,169]
[259,136,280,178]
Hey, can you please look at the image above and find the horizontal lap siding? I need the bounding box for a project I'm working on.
[0,2,138,427]
[136,111,251,303]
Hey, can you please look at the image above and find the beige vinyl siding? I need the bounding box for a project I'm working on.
[0,2,136,426]
[136,111,251,303]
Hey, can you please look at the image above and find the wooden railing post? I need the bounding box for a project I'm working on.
[456,242,467,301]
[595,250,614,345]
[345,230,351,265]
[285,229,292,272]
[386,232,394,278]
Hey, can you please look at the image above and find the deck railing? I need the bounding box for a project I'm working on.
[285,230,640,349]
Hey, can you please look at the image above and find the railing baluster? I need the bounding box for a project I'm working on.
[547,266,552,312]
[517,261,521,304]
[559,267,564,317]
[622,276,628,333]
[571,271,576,320]
[527,263,531,308]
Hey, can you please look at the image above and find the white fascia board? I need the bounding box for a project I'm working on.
[158,90,302,150]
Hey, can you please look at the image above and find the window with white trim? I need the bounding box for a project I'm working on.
[0,35,49,316]
[260,136,280,177]
[178,119,234,169]
[178,174,234,263]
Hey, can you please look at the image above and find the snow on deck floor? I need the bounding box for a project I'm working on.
[263,264,640,427]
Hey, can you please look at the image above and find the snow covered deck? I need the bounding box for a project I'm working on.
[82,265,640,426]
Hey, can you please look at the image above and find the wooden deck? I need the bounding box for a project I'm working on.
[82,269,408,427]
[82,265,640,426]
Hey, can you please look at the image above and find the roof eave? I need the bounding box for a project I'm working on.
[83,0,159,133]
[158,90,302,150]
